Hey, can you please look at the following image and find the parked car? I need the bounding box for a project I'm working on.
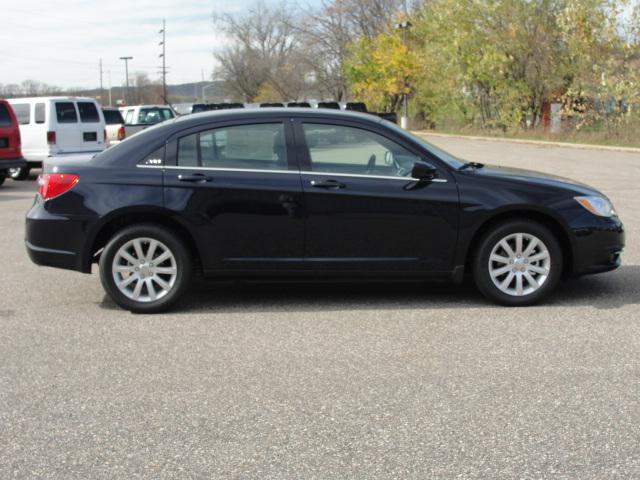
[102,108,125,146]
[7,97,105,180]
[317,101,341,109]
[0,100,26,186]
[119,105,175,137]
[25,108,624,313]
[260,102,284,108]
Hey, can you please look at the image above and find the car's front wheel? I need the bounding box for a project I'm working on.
[473,220,563,306]
[99,224,192,313]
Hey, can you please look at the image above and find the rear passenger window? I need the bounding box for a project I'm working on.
[177,134,198,167]
[176,123,287,170]
[56,102,77,123]
[12,104,30,125]
[35,103,45,124]
[0,104,11,127]
[77,102,99,122]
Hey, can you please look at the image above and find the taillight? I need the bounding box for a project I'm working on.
[37,174,79,200]
[47,131,56,145]
[117,126,125,140]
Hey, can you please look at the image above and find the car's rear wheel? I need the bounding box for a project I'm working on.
[99,224,192,313]
[473,220,563,306]
[9,167,30,180]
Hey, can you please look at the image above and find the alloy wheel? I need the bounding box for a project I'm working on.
[111,237,178,302]
[488,232,551,297]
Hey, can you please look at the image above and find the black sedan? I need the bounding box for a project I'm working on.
[26,109,624,312]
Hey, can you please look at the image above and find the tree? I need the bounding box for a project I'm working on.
[213,1,308,101]
[344,28,419,111]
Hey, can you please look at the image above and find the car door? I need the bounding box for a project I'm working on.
[294,119,460,274]
[162,118,304,273]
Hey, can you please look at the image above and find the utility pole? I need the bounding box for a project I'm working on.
[99,59,104,106]
[159,19,167,104]
[108,71,113,107]
[119,56,133,105]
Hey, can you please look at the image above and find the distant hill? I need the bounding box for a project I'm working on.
[53,81,228,105]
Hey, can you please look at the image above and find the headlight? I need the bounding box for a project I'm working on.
[574,196,616,217]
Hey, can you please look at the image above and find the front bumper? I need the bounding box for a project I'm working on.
[571,217,625,275]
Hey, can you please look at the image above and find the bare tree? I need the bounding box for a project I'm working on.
[293,0,403,100]
[213,1,309,101]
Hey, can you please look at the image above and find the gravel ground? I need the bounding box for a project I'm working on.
[0,136,638,479]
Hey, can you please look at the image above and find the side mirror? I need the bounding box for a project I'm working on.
[411,161,437,181]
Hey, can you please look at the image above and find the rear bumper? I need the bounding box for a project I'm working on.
[25,200,93,273]
[0,157,27,170]
[26,240,80,271]
[571,218,625,276]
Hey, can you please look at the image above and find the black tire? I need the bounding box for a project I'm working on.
[473,220,563,306]
[0,173,5,187]
[99,224,193,313]
[9,167,30,181]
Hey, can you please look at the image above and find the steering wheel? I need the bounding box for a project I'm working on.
[366,154,376,174]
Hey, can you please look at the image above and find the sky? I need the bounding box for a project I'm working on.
[0,0,312,89]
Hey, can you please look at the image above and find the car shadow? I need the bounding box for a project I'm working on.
[99,264,639,314]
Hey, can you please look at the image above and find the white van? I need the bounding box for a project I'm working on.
[7,97,106,179]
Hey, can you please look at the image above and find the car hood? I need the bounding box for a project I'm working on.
[465,163,601,196]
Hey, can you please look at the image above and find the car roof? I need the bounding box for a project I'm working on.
[172,107,385,128]
[7,96,98,102]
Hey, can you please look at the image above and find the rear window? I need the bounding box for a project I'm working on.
[138,108,173,125]
[35,103,45,124]
[0,104,11,127]
[56,102,78,123]
[103,109,124,124]
[77,102,100,123]
[12,104,30,125]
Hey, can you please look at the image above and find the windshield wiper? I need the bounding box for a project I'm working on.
[459,161,485,170]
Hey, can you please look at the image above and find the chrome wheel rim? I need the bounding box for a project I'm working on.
[488,233,551,297]
[112,237,177,303]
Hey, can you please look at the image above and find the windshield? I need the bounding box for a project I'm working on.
[385,122,466,169]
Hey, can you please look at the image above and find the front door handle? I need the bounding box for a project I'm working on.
[178,173,212,183]
[310,179,346,189]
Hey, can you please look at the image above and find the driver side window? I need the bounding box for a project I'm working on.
[302,123,419,177]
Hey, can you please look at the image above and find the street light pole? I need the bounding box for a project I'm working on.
[202,84,216,103]
[119,56,133,105]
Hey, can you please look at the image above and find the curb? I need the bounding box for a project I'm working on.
[412,131,640,154]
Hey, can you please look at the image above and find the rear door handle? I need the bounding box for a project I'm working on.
[178,173,212,183]
[310,179,346,189]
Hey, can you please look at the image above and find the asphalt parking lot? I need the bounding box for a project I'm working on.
[1,136,639,479]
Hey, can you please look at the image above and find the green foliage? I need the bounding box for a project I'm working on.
[344,0,640,133]
[344,28,419,112]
